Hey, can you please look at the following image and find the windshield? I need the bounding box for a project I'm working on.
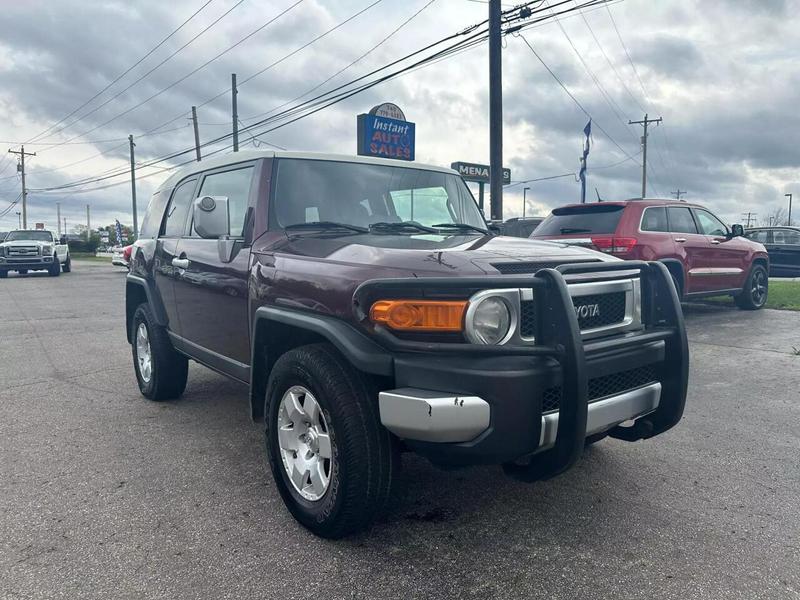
[272,158,487,233]
[532,205,626,236]
[5,230,54,242]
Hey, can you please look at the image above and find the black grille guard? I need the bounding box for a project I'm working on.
[353,260,689,481]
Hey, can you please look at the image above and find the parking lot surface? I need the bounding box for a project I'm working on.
[2,262,799,599]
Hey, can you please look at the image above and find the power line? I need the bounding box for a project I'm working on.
[31,0,252,150]
[26,0,217,144]
[32,1,601,194]
[517,33,639,164]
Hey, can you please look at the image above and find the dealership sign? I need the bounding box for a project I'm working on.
[451,161,511,185]
[357,104,415,161]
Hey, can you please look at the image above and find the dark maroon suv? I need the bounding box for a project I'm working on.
[126,152,688,537]
[532,199,770,309]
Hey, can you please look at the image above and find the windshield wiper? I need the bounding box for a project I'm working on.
[559,227,592,234]
[369,221,438,234]
[284,221,368,234]
[432,223,489,235]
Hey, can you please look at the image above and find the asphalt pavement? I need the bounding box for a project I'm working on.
[1,261,799,599]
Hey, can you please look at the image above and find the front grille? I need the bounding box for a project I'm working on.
[8,246,39,257]
[519,291,626,338]
[572,291,626,330]
[493,260,600,275]
[541,364,658,413]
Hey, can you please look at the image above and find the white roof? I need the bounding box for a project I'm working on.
[157,150,458,191]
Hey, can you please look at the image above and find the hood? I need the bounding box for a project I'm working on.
[1,239,50,247]
[271,232,615,276]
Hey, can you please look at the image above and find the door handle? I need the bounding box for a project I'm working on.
[172,258,189,269]
[674,238,687,243]
[710,240,721,245]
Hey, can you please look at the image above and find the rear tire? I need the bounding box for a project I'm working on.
[735,264,768,310]
[62,255,72,273]
[131,303,188,400]
[264,344,398,538]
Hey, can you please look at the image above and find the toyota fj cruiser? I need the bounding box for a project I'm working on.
[126,151,688,538]
[0,229,71,277]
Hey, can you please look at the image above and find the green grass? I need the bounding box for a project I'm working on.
[705,280,800,311]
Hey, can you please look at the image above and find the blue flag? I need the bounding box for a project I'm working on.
[115,219,124,245]
[579,119,591,203]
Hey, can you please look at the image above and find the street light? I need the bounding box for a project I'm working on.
[523,187,531,219]
[786,193,793,226]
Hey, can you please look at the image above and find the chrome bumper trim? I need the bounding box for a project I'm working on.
[539,382,662,449]
[378,388,491,443]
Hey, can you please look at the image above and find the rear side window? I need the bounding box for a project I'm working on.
[667,207,698,234]
[641,206,668,232]
[533,205,625,236]
[161,179,197,237]
[196,167,254,237]
[140,190,165,239]
[774,229,800,245]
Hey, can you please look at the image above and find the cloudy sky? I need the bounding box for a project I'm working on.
[0,0,798,233]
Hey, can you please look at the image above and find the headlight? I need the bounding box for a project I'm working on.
[42,245,53,254]
[466,295,513,345]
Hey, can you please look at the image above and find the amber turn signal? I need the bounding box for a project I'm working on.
[370,300,467,332]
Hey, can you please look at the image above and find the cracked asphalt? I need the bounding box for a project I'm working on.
[1,261,799,599]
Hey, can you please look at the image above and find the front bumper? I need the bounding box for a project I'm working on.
[358,261,689,477]
[0,256,53,271]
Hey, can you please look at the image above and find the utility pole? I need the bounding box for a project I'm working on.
[191,106,201,161]
[56,202,61,235]
[86,204,91,241]
[786,193,793,227]
[231,73,239,152]
[671,189,687,201]
[522,187,530,218]
[16,211,21,229]
[488,0,503,221]
[629,114,662,199]
[63,217,67,237]
[8,146,36,229]
[741,212,757,228]
[129,135,138,239]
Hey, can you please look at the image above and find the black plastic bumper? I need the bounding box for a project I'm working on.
[354,261,689,478]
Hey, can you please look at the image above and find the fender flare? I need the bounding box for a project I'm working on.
[658,258,684,295]
[125,274,169,342]
[249,306,393,420]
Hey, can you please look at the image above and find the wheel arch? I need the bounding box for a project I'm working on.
[125,275,168,344]
[250,306,393,421]
[659,258,685,297]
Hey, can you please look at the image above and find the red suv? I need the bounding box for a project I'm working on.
[532,199,770,309]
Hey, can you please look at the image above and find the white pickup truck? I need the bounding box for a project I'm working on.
[0,229,71,278]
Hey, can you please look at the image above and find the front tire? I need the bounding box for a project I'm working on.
[0,270,7,279]
[48,257,61,277]
[131,303,188,400]
[735,264,768,310]
[265,344,398,538]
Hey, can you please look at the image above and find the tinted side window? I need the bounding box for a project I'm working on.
[197,167,254,237]
[746,230,769,243]
[140,190,166,238]
[162,179,197,237]
[694,209,728,236]
[641,206,668,232]
[773,230,800,245]
[667,207,698,234]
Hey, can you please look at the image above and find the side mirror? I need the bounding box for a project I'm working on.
[192,196,230,239]
[730,224,745,237]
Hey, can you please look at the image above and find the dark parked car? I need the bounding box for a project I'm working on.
[532,199,770,309]
[498,216,543,238]
[745,227,800,277]
[126,151,688,537]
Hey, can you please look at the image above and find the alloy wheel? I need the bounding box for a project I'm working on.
[136,323,153,383]
[277,386,333,501]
